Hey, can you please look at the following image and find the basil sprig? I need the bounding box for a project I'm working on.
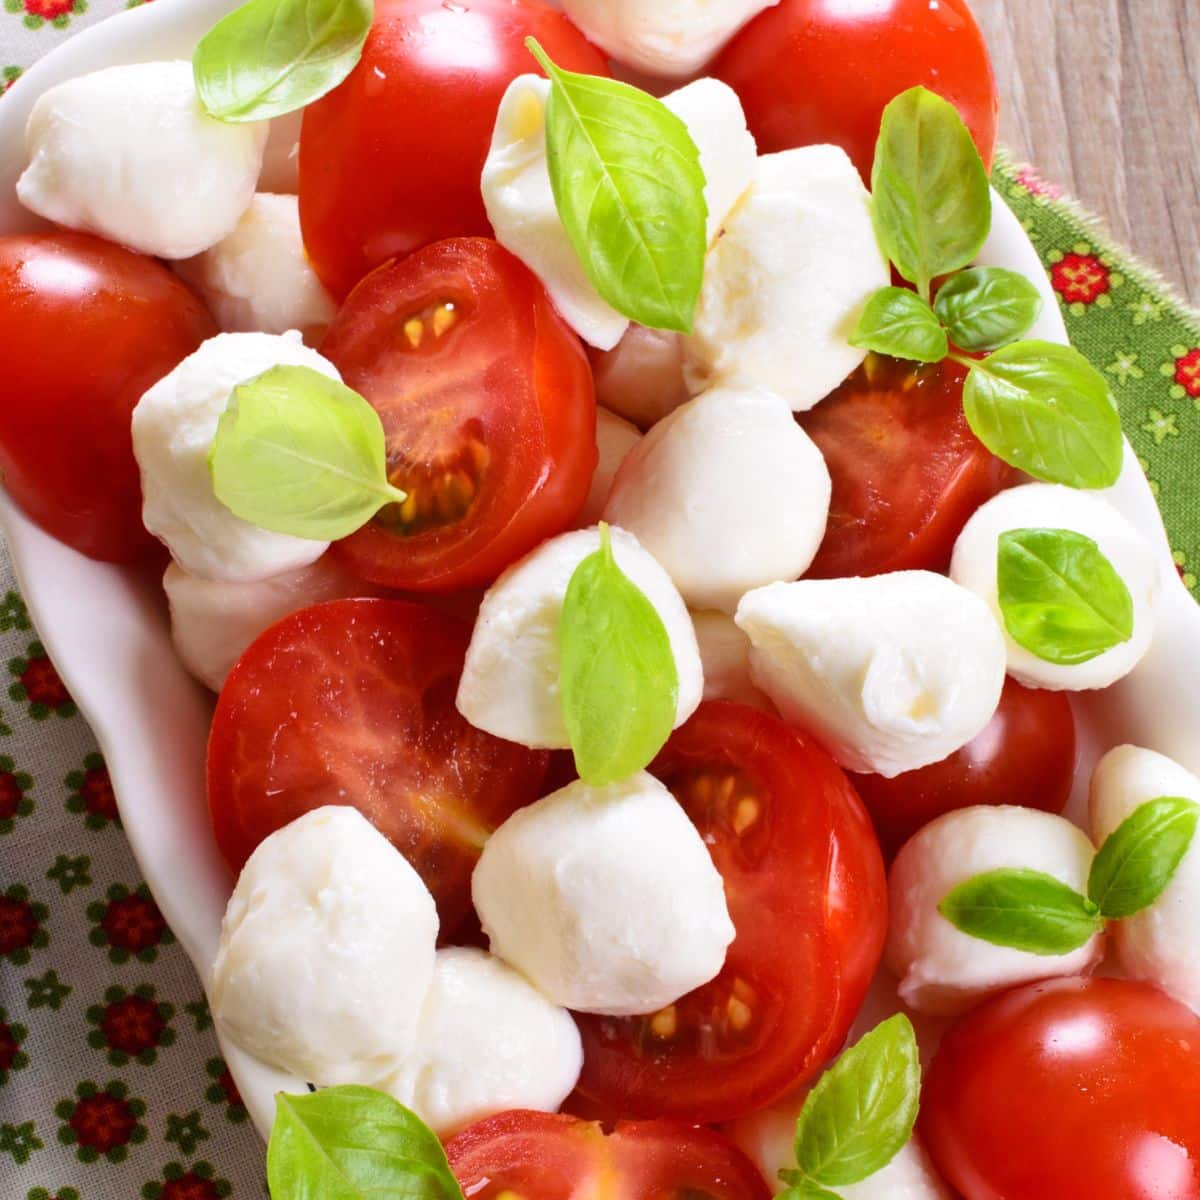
[997,528,1135,664]
[939,796,1200,955]
[266,1086,464,1199]
[527,40,708,334]
[855,85,1124,491]
[559,524,679,786]
[779,1015,920,1197]
[194,0,373,123]
[209,364,406,541]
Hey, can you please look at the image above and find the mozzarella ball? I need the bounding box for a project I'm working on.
[591,325,691,429]
[950,483,1158,691]
[132,331,339,583]
[384,948,582,1136]
[578,409,642,527]
[174,194,336,342]
[482,74,755,349]
[559,0,780,78]
[1090,746,1200,1014]
[692,610,771,711]
[604,387,830,612]
[457,526,703,749]
[736,573,1006,778]
[473,773,734,1015]
[684,145,890,412]
[259,109,302,193]
[886,806,1103,1016]
[164,557,373,692]
[18,61,267,260]
[210,807,438,1085]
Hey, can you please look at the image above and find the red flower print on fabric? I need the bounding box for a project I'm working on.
[1051,252,1112,305]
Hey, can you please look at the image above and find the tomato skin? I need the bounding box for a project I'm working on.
[0,232,215,562]
[921,977,1200,1200]
[713,0,998,183]
[323,238,597,592]
[206,598,548,933]
[853,679,1077,859]
[800,355,1016,580]
[300,0,608,299]
[576,701,887,1123]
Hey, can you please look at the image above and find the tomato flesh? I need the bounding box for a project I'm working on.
[300,0,608,298]
[0,232,215,562]
[575,701,887,1123]
[713,0,998,183]
[922,977,1200,1200]
[800,354,1015,579]
[322,238,596,592]
[206,598,548,933]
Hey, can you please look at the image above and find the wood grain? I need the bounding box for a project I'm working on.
[974,0,1200,306]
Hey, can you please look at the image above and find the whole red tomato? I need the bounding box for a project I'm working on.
[922,977,1200,1200]
[713,0,999,182]
[300,0,608,298]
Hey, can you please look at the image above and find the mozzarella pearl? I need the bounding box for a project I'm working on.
[736,573,1006,778]
[473,772,734,1015]
[1090,746,1200,1014]
[692,610,772,711]
[886,806,1103,1016]
[591,325,691,429]
[603,387,830,612]
[578,409,642,527]
[132,331,338,583]
[210,807,438,1085]
[18,61,266,260]
[950,483,1158,691]
[456,526,703,750]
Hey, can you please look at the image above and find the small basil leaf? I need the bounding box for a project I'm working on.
[194,0,373,123]
[793,1014,920,1188]
[934,267,1044,351]
[997,528,1134,666]
[559,524,679,786]
[209,364,405,541]
[527,39,707,333]
[962,340,1124,488]
[870,86,992,299]
[1089,796,1200,918]
[850,287,948,363]
[780,1185,842,1200]
[939,868,1102,956]
[266,1086,464,1200]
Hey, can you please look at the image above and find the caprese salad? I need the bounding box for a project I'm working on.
[1,0,1198,1197]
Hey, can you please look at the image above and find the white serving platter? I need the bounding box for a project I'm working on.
[2,0,1198,1144]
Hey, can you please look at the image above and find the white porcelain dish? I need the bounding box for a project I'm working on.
[2,0,1199,1143]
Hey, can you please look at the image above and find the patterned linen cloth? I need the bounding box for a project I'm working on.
[2,7,1200,1199]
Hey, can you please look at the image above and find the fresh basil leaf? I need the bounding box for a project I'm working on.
[961,340,1124,488]
[209,364,405,541]
[559,524,679,786]
[792,1014,920,1188]
[779,1183,842,1200]
[870,86,992,299]
[194,0,373,123]
[997,528,1134,665]
[1089,796,1200,919]
[266,1086,464,1200]
[850,287,948,363]
[939,868,1102,955]
[934,267,1043,351]
[527,39,707,333]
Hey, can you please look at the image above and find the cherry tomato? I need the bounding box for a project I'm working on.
[300,0,608,298]
[206,598,548,933]
[445,1111,771,1200]
[853,679,1077,859]
[575,701,887,1123]
[322,238,596,592]
[712,0,998,183]
[0,232,214,562]
[800,354,1015,580]
[922,977,1200,1200]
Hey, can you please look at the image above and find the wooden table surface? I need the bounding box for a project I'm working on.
[975,0,1200,307]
